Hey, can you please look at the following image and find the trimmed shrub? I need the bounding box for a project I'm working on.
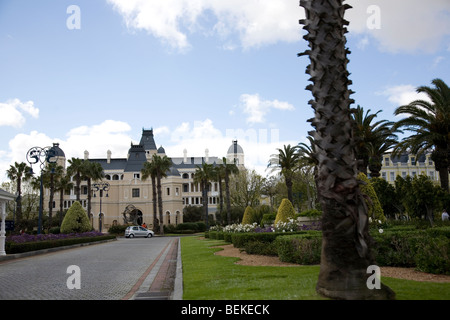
[261,213,276,227]
[244,241,278,256]
[298,209,322,218]
[414,236,450,275]
[60,201,92,234]
[275,199,296,225]
[275,233,322,264]
[242,206,255,225]
[358,172,386,223]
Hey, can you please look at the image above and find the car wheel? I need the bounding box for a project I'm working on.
[129,234,135,238]
[148,234,153,238]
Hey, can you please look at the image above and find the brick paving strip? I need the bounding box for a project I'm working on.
[124,237,179,300]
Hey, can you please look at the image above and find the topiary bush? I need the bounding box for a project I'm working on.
[358,172,386,223]
[274,198,296,225]
[242,206,255,225]
[60,201,92,234]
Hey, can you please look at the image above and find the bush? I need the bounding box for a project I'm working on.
[298,209,322,218]
[358,172,386,223]
[274,199,296,225]
[414,236,450,275]
[275,233,322,264]
[261,213,276,227]
[244,241,278,256]
[231,231,306,248]
[60,201,92,234]
[242,206,255,225]
[108,224,129,235]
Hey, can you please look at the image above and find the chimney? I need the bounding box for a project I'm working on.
[205,148,209,162]
[84,150,89,160]
[107,150,112,164]
[183,149,187,163]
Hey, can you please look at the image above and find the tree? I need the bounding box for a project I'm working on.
[60,201,91,233]
[268,144,300,203]
[221,157,239,225]
[42,163,64,230]
[351,105,400,177]
[370,177,398,218]
[82,161,104,223]
[299,0,394,299]
[229,168,264,209]
[151,154,172,235]
[194,162,215,229]
[67,157,84,201]
[55,173,74,225]
[141,160,158,231]
[394,78,450,192]
[274,198,295,225]
[6,162,33,231]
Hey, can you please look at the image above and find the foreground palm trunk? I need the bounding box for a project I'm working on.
[299,0,395,299]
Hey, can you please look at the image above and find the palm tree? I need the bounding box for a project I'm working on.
[141,160,158,231]
[6,162,33,231]
[67,157,84,201]
[42,163,64,230]
[55,173,74,225]
[151,154,172,234]
[299,0,394,299]
[221,157,239,225]
[82,161,104,222]
[194,162,215,228]
[212,165,224,219]
[393,78,450,192]
[267,144,300,203]
[352,105,400,177]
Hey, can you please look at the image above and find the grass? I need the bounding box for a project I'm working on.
[180,236,450,300]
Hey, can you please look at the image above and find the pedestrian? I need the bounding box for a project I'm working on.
[442,209,449,221]
[142,222,147,228]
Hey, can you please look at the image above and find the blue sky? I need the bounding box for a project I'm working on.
[0,0,449,181]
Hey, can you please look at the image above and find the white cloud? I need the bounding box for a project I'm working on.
[0,99,39,128]
[238,93,295,124]
[381,85,430,107]
[107,0,302,51]
[346,0,450,53]
[107,0,450,53]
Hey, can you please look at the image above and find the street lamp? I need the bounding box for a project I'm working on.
[92,182,109,233]
[26,146,57,234]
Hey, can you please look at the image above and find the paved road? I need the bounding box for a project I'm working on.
[0,237,180,300]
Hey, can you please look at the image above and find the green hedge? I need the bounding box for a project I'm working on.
[275,233,322,264]
[231,231,310,248]
[6,235,116,254]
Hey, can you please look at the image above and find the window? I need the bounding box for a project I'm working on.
[134,173,140,179]
[175,187,179,196]
[411,157,416,166]
[381,172,387,180]
[167,187,170,196]
[183,184,189,193]
[389,172,394,181]
[132,188,140,198]
[384,158,390,166]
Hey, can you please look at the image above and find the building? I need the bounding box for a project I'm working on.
[377,152,446,184]
[45,129,244,231]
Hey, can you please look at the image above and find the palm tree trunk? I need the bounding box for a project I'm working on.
[157,174,164,235]
[151,175,158,232]
[225,174,231,225]
[300,0,394,299]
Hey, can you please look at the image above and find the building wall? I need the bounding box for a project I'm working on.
[377,152,449,184]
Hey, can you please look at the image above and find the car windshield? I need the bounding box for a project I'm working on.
[139,227,146,231]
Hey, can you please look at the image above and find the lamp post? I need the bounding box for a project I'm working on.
[92,182,109,233]
[26,146,57,234]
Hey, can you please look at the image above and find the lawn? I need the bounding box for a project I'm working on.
[180,236,450,300]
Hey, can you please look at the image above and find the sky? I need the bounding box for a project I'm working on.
[0,0,449,181]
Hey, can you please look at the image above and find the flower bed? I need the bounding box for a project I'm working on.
[5,232,116,254]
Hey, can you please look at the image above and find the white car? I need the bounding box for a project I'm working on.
[125,226,154,238]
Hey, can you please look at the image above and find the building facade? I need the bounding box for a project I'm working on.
[45,129,244,232]
[377,152,447,185]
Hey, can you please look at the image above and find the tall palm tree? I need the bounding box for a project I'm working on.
[67,157,84,201]
[352,105,400,177]
[221,157,239,225]
[393,78,450,192]
[212,165,224,218]
[299,0,394,299]
[6,162,33,231]
[141,160,158,231]
[55,173,74,225]
[267,144,300,203]
[194,162,215,228]
[151,154,172,234]
[42,163,64,230]
[83,161,104,221]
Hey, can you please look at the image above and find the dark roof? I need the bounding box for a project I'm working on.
[227,140,243,154]
[389,153,427,164]
[139,129,157,151]
[50,143,65,158]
